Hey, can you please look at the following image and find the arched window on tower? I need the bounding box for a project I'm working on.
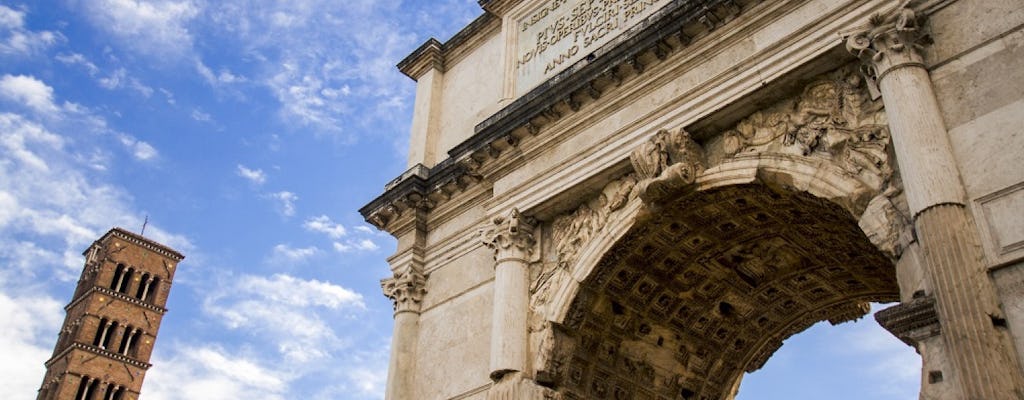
[145,278,161,303]
[75,376,99,400]
[110,265,125,291]
[118,268,134,294]
[134,273,151,300]
[117,326,138,355]
[125,329,143,357]
[103,383,124,400]
[100,321,118,350]
[92,318,109,347]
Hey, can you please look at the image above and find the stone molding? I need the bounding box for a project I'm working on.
[875,295,940,347]
[482,208,538,264]
[846,2,930,89]
[381,264,427,314]
[360,0,758,231]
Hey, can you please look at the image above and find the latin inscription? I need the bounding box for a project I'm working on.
[515,0,670,94]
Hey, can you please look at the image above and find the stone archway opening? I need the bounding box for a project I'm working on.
[734,302,920,400]
[545,184,901,400]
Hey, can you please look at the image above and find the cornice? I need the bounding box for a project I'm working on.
[65,286,168,314]
[478,0,521,17]
[92,227,184,261]
[397,38,445,80]
[361,0,756,231]
[397,13,499,81]
[45,342,152,370]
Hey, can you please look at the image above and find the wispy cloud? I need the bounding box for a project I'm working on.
[268,243,318,265]
[0,5,61,57]
[332,239,378,253]
[303,215,346,239]
[236,164,266,185]
[203,273,363,362]
[145,345,288,400]
[56,53,100,75]
[80,0,199,58]
[266,191,298,216]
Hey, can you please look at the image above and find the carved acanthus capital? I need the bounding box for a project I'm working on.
[381,265,427,314]
[846,3,930,84]
[482,208,538,264]
[630,128,706,202]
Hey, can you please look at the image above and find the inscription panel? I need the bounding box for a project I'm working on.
[514,0,671,95]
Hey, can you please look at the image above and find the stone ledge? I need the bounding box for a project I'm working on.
[875,295,941,347]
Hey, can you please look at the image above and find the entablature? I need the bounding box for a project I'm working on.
[362,0,758,232]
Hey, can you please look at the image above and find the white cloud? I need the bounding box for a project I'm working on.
[267,191,298,216]
[353,225,376,235]
[0,74,59,115]
[56,53,100,76]
[98,68,154,97]
[191,109,211,122]
[196,61,246,86]
[332,239,378,253]
[236,164,266,185]
[0,291,64,400]
[239,274,363,309]
[118,133,159,161]
[303,215,346,239]
[0,5,61,56]
[268,243,318,265]
[82,0,199,57]
[145,345,288,400]
[202,273,363,363]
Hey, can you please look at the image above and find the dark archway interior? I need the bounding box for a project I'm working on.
[552,184,899,400]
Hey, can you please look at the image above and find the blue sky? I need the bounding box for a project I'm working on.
[0,1,919,399]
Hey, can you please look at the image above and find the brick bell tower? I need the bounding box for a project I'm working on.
[36,227,184,400]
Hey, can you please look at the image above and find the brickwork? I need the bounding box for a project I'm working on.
[37,228,183,400]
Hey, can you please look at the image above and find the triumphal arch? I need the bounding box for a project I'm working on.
[361,0,1024,398]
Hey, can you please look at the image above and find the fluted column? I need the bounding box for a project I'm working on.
[481,208,537,381]
[848,5,1024,397]
[381,263,427,400]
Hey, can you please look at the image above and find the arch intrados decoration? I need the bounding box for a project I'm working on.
[530,64,909,399]
[546,153,897,326]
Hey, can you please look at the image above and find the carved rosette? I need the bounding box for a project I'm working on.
[846,4,929,84]
[482,208,538,263]
[381,265,427,314]
[630,128,706,202]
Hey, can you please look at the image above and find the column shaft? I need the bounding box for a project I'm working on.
[386,311,419,400]
[490,259,530,379]
[849,7,1024,397]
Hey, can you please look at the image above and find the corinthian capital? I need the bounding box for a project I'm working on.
[481,208,537,264]
[846,3,930,82]
[381,265,427,314]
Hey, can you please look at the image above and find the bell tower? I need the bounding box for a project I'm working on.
[36,227,184,400]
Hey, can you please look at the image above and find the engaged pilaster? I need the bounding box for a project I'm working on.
[482,208,537,381]
[848,5,1024,397]
[381,261,427,400]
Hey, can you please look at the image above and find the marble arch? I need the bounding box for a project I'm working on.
[362,0,1024,398]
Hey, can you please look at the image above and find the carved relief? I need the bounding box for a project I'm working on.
[381,265,427,314]
[630,128,706,201]
[530,175,637,331]
[720,67,892,191]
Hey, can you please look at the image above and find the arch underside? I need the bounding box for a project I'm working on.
[551,184,899,400]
